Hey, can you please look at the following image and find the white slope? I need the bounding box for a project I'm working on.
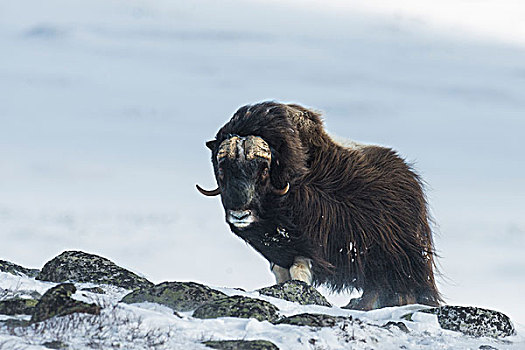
[0,0,524,330]
[1,272,524,349]
[261,0,525,46]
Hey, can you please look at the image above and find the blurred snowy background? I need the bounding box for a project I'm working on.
[1,0,524,325]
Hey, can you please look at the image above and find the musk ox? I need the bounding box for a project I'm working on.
[197,101,441,310]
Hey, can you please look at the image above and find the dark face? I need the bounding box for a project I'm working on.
[216,156,271,229]
[197,135,289,228]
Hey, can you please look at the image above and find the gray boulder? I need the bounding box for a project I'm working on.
[381,321,410,333]
[422,306,515,338]
[37,251,153,290]
[0,297,38,315]
[80,287,105,294]
[257,280,331,307]
[121,281,227,312]
[42,340,68,349]
[275,313,350,327]
[203,340,279,349]
[193,295,279,323]
[31,283,101,323]
[0,260,39,277]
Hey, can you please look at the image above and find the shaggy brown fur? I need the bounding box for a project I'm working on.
[202,101,441,310]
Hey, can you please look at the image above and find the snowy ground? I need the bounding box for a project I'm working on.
[1,272,524,349]
[0,0,524,336]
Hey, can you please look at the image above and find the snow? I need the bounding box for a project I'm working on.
[0,0,524,342]
[1,273,524,349]
[263,0,525,46]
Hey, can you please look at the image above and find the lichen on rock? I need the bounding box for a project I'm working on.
[193,295,279,323]
[275,313,350,327]
[381,321,410,333]
[31,283,101,323]
[421,305,515,338]
[42,340,69,349]
[37,251,153,290]
[0,297,38,315]
[203,340,279,350]
[256,280,331,307]
[121,281,227,312]
[80,286,106,294]
[0,260,40,278]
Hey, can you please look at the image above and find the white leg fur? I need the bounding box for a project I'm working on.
[289,256,313,284]
[271,263,291,283]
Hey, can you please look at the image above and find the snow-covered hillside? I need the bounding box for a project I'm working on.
[1,0,524,333]
[1,252,523,349]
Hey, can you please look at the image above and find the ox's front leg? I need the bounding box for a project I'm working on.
[289,256,313,284]
[271,263,291,283]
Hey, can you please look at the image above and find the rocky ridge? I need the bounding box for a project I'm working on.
[0,251,520,349]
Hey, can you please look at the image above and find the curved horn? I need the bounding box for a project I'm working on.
[196,184,221,196]
[273,182,290,196]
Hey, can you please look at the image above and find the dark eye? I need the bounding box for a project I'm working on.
[261,167,269,180]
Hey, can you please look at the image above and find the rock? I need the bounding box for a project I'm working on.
[37,251,153,290]
[0,287,42,302]
[275,313,349,327]
[342,297,362,310]
[0,319,30,328]
[203,340,279,350]
[31,283,101,323]
[0,297,38,315]
[42,340,68,349]
[0,260,39,277]
[29,291,43,299]
[193,295,279,323]
[401,313,414,321]
[80,287,106,294]
[422,306,515,338]
[257,281,331,307]
[121,281,227,312]
[382,321,410,333]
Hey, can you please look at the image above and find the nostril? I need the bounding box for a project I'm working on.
[230,210,251,220]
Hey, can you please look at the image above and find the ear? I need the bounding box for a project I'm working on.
[206,140,217,150]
